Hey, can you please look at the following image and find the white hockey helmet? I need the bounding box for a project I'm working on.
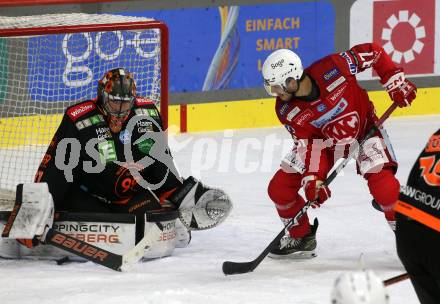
[262,49,303,96]
[331,270,389,304]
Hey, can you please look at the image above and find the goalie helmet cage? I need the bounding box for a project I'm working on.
[0,13,169,202]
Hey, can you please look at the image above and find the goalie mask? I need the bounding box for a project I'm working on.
[262,49,303,97]
[97,68,136,133]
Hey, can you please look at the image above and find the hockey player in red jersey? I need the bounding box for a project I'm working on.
[262,43,417,258]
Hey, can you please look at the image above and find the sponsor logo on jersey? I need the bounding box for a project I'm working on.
[400,185,440,210]
[317,103,327,112]
[96,127,112,140]
[90,114,105,125]
[67,102,95,121]
[138,138,155,154]
[76,118,92,130]
[327,84,347,104]
[326,76,346,92]
[322,111,360,142]
[311,98,348,128]
[293,109,314,126]
[322,67,340,81]
[135,109,146,116]
[340,52,358,75]
[286,107,301,122]
[147,108,158,117]
[76,115,105,130]
[98,140,116,164]
[135,97,154,106]
[279,103,289,115]
[136,120,154,133]
[119,130,131,144]
[75,121,85,130]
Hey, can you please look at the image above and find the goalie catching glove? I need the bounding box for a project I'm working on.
[167,176,232,230]
[1,183,54,248]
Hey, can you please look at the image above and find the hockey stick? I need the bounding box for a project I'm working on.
[222,102,399,275]
[383,272,410,286]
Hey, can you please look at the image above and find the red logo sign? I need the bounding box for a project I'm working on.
[322,112,360,143]
[135,97,154,106]
[373,0,435,75]
[67,101,95,121]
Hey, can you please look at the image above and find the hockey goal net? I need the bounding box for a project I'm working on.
[0,13,169,203]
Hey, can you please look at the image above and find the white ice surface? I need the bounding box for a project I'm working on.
[1,115,438,304]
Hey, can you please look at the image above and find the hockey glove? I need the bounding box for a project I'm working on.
[302,175,331,208]
[382,68,417,108]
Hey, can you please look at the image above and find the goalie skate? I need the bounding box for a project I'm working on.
[269,218,318,259]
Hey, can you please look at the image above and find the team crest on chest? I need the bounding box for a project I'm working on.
[322,111,360,143]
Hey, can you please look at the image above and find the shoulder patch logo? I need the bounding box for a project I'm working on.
[135,97,154,107]
[323,67,340,82]
[67,101,95,121]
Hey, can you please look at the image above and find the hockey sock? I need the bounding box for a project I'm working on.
[268,170,311,238]
[367,168,399,220]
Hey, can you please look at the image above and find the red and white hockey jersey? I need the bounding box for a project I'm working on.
[275,43,399,179]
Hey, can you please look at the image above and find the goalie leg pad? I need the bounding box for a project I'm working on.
[2,183,54,240]
[1,210,179,261]
[168,176,232,230]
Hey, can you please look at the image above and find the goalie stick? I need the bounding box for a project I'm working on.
[2,220,162,272]
[222,102,399,275]
[42,221,162,272]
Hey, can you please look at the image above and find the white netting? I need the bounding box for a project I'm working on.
[0,13,154,29]
[0,13,166,192]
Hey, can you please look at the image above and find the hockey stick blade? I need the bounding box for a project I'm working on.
[222,224,288,275]
[222,260,257,275]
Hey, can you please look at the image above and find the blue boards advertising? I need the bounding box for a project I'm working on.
[27,2,334,101]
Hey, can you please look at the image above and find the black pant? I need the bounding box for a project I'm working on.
[396,213,440,304]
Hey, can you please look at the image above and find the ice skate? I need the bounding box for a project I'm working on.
[269,218,318,259]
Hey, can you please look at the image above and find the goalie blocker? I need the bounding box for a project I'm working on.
[0,177,232,262]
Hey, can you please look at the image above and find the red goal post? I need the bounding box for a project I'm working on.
[0,13,169,198]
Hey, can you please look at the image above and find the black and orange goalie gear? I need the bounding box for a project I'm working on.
[395,128,440,232]
[0,209,180,262]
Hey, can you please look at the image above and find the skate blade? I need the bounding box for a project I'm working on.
[268,250,317,260]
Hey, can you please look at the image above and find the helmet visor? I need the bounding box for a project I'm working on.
[264,80,284,97]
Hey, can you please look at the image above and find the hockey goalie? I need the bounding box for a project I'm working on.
[0,68,232,263]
